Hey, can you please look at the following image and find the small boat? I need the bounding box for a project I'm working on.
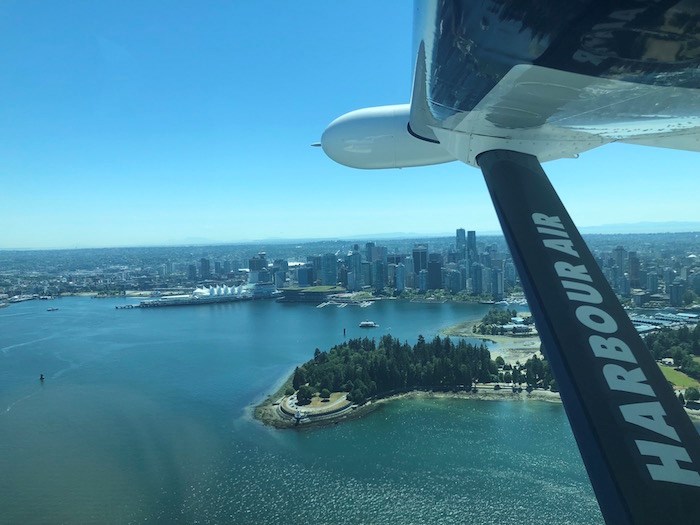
[46,307,59,312]
[359,321,378,328]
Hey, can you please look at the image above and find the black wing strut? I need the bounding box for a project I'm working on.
[478,150,700,525]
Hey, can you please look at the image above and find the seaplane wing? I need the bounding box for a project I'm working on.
[320,2,700,524]
[409,0,700,166]
[323,0,700,170]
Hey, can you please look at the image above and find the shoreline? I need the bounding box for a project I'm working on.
[253,381,564,429]
[253,376,700,428]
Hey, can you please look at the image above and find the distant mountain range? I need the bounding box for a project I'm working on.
[579,221,700,234]
[4,222,699,251]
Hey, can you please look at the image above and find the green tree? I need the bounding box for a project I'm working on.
[297,385,314,405]
[320,388,331,400]
[292,367,307,389]
[685,387,700,401]
[495,356,505,367]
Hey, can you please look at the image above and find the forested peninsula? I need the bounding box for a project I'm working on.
[254,334,556,428]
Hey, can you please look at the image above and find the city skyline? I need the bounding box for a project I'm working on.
[2,1,699,250]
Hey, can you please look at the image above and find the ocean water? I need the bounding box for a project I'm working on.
[0,297,604,524]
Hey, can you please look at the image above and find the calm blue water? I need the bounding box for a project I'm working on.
[0,297,604,524]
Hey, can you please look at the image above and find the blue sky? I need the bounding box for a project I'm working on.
[1,1,698,249]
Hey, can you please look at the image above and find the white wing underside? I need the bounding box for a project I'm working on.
[423,65,700,166]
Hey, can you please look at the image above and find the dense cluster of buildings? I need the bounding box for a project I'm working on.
[1,231,699,309]
[598,244,699,307]
[278,229,515,299]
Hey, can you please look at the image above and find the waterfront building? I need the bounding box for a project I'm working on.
[277,286,344,303]
[297,266,314,287]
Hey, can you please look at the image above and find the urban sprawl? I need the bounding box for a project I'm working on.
[2,230,699,319]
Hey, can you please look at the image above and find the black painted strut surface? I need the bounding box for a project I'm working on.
[478,150,700,525]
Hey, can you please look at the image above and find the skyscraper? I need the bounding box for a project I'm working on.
[395,263,406,293]
[456,228,467,261]
[470,262,483,295]
[321,253,338,286]
[613,246,627,273]
[467,231,477,264]
[346,250,362,291]
[200,258,211,279]
[412,244,428,275]
[427,254,443,290]
[187,264,197,281]
[628,251,640,288]
[297,266,313,287]
[365,242,376,263]
[372,260,385,291]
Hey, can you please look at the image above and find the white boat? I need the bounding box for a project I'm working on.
[359,321,378,328]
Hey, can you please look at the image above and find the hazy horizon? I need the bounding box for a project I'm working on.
[2,220,700,252]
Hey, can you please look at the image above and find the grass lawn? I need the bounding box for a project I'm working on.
[307,392,348,409]
[659,364,700,389]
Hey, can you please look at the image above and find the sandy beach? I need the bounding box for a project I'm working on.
[441,319,543,363]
